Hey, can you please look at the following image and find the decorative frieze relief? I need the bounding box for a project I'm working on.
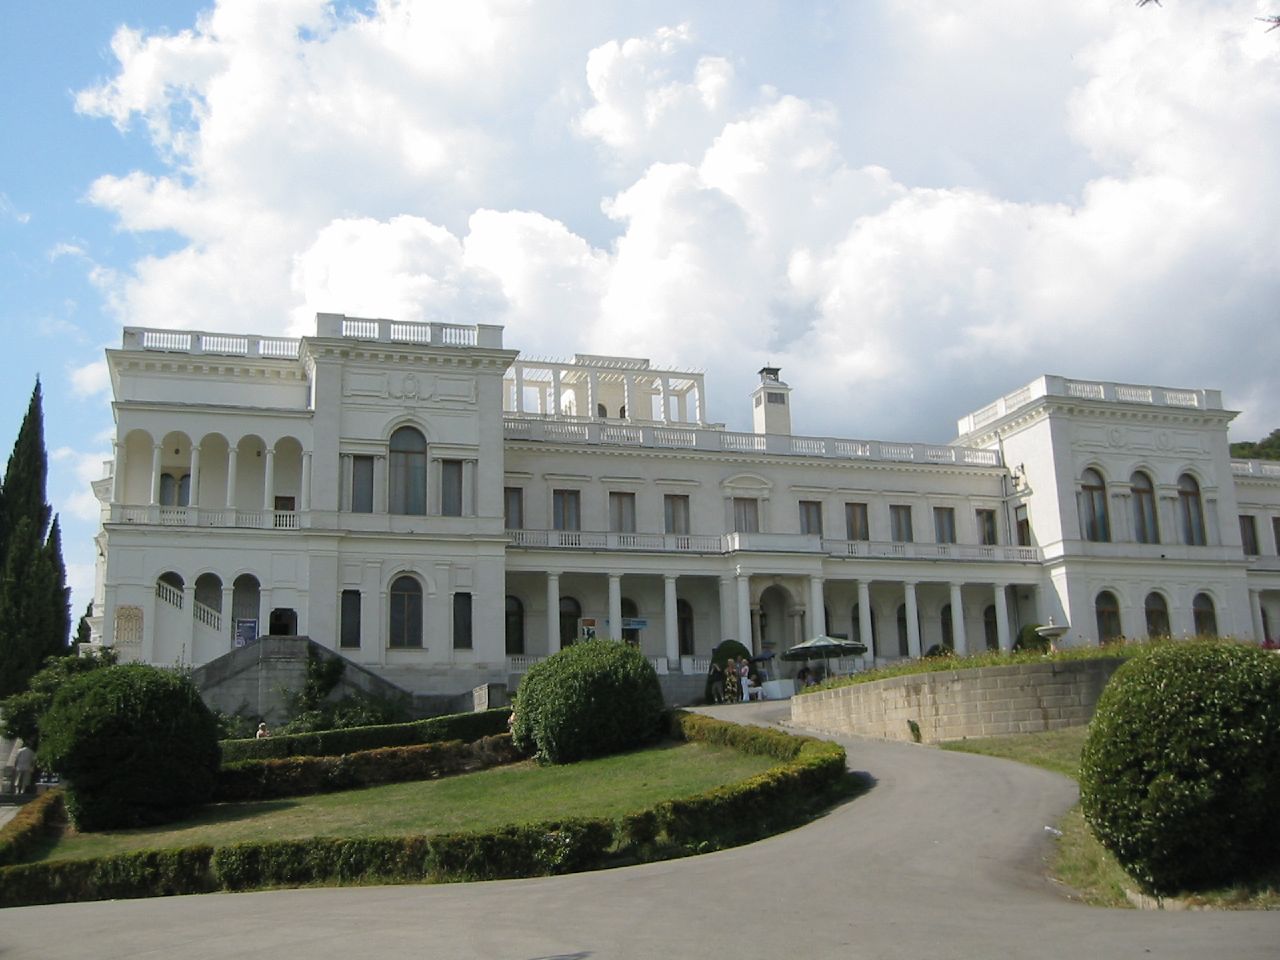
[343,371,477,405]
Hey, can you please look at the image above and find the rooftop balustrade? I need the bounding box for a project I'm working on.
[1231,459,1280,479]
[957,375,1224,436]
[503,414,1002,467]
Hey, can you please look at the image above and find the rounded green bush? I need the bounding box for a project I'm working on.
[1079,641,1280,894]
[511,640,665,764]
[38,663,222,830]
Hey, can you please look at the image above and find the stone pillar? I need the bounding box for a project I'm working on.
[222,585,235,649]
[623,375,635,420]
[110,439,123,503]
[608,574,622,641]
[551,368,562,417]
[262,447,275,511]
[736,575,752,653]
[660,377,671,424]
[664,575,679,663]
[339,454,352,512]
[188,445,201,508]
[719,576,735,644]
[260,588,273,640]
[514,365,525,414]
[904,581,921,658]
[857,580,874,660]
[994,583,1012,652]
[950,581,968,655]
[300,451,312,512]
[546,574,560,654]
[150,442,163,505]
[809,575,826,637]
[226,445,239,509]
[374,455,388,513]
[588,372,599,417]
[182,582,196,665]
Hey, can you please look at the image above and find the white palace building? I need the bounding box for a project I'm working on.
[86,314,1280,698]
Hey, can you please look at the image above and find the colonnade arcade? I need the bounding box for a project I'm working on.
[504,567,1032,673]
[113,429,310,524]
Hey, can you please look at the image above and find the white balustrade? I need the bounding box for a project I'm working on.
[507,655,545,673]
[193,601,221,631]
[155,580,183,608]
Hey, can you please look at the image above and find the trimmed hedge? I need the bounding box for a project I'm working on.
[1080,642,1280,894]
[0,789,66,866]
[0,711,849,906]
[38,664,222,831]
[215,734,522,802]
[512,640,665,764]
[219,707,512,764]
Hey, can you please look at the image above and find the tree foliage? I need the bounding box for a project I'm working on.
[0,381,71,698]
[0,648,117,749]
[1230,428,1280,461]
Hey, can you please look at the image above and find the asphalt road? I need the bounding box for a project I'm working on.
[2,702,1276,959]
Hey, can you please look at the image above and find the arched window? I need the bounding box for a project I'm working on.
[896,604,909,657]
[1192,592,1217,636]
[559,596,581,647]
[1144,592,1170,638]
[851,604,877,648]
[505,596,524,655]
[677,599,694,656]
[940,604,954,651]
[1095,590,1121,642]
[159,473,191,507]
[1131,472,1159,544]
[621,597,640,645]
[389,575,423,648]
[389,426,427,516]
[1081,469,1110,542]
[1178,474,1206,546]
[983,605,998,651]
[596,403,607,418]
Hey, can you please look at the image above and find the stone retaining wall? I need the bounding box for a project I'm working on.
[790,658,1125,743]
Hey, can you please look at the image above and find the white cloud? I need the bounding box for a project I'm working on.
[0,192,31,224]
[51,446,111,522]
[70,360,111,398]
[70,0,1280,444]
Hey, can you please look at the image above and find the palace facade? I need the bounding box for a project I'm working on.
[87,314,1280,697]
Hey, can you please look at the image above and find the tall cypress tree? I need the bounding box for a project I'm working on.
[0,380,69,697]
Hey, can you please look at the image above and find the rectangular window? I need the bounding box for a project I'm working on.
[1015,505,1031,547]
[1240,515,1259,556]
[845,502,869,541]
[766,392,786,405]
[352,456,374,513]
[340,590,361,649]
[933,507,956,544]
[976,509,998,546]
[890,504,913,543]
[733,497,759,534]
[1274,516,1280,555]
[664,494,690,535]
[553,489,581,531]
[609,491,637,533]
[441,460,463,516]
[504,487,524,529]
[453,592,472,650]
[799,500,823,536]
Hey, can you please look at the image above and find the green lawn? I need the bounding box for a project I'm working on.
[941,726,1280,909]
[36,741,777,862]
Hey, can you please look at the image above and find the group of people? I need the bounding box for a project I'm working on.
[709,656,759,704]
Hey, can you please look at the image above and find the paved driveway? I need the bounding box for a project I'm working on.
[3,703,1276,959]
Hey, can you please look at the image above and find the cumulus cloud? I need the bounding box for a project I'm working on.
[70,359,111,398]
[72,0,1280,444]
[51,446,111,522]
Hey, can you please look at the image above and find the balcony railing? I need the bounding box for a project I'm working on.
[1232,459,1280,479]
[111,504,302,530]
[504,415,1001,467]
[506,528,1043,563]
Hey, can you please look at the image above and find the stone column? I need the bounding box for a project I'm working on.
[904,581,921,658]
[994,583,1012,652]
[514,365,525,414]
[623,375,635,420]
[546,574,560,654]
[182,582,196,665]
[110,439,123,503]
[608,574,622,641]
[222,585,235,649]
[857,580,874,660]
[950,581,968,655]
[300,451,312,512]
[260,588,273,640]
[588,372,599,417]
[150,442,163,505]
[262,447,275,512]
[188,444,201,509]
[664,575,679,663]
[809,575,826,637]
[736,574,752,653]
[551,368,562,417]
[226,445,239,509]
[374,455,388,513]
[719,576,735,644]
[660,377,671,424]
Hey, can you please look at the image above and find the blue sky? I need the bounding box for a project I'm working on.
[2,1,1278,618]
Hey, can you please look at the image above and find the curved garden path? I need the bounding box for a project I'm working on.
[4,702,1276,959]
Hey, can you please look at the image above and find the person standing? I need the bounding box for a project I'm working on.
[13,744,35,795]
[739,658,751,702]
[708,659,725,704]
